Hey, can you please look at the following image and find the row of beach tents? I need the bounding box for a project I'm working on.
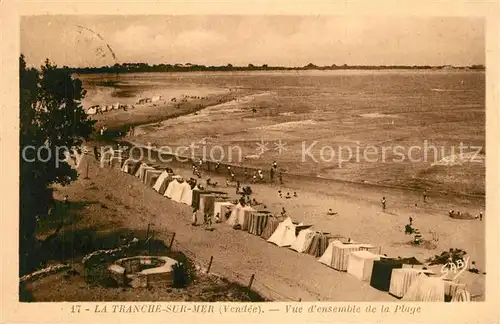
[86,103,132,115]
[100,150,472,302]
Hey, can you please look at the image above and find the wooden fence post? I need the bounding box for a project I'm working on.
[248,274,255,290]
[146,223,151,240]
[207,256,213,274]
[169,233,176,250]
[84,162,90,179]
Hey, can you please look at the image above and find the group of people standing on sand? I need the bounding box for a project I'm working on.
[378,189,483,222]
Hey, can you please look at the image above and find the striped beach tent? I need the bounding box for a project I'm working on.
[319,241,377,271]
[304,232,329,257]
[389,268,435,298]
[402,273,445,302]
[451,288,471,302]
[248,212,271,236]
[260,217,281,240]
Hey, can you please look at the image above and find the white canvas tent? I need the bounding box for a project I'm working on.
[267,217,298,247]
[226,204,244,226]
[153,171,169,192]
[346,250,381,281]
[121,158,138,173]
[179,182,193,205]
[170,180,185,202]
[289,228,315,252]
[214,201,234,218]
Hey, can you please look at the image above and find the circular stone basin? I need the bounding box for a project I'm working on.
[108,256,178,288]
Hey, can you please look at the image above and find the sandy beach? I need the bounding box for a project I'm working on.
[52,70,485,301]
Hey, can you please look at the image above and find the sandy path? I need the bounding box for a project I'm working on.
[67,155,397,301]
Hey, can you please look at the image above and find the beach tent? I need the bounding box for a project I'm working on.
[239,205,256,230]
[369,258,405,291]
[248,212,271,236]
[220,203,234,221]
[401,273,445,302]
[318,241,377,271]
[164,178,178,199]
[451,288,471,302]
[191,187,201,209]
[389,268,435,298]
[100,149,114,167]
[153,171,170,193]
[226,204,255,229]
[110,157,124,169]
[167,179,185,202]
[179,181,193,205]
[144,169,163,186]
[121,159,141,175]
[134,163,150,179]
[267,217,298,247]
[290,228,315,253]
[226,203,243,226]
[260,217,281,240]
[214,202,234,219]
[304,232,330,257]
[347,250,381,281]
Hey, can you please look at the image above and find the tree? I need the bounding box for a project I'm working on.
[19,55,95,275]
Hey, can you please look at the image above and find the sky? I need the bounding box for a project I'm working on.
[21,15,485,68]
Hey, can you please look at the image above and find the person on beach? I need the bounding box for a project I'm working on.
[215,213,221,223]
[191,208,198,226]
[258,170,264,182]
[93,146,99,161]
[327,209,337,216]
[270,167,275,182]
[236,181,241,194]
[409,217,413,226]
[293,192,298,198]
[423,190,428,203]
[279,172,284,185]
[449,210,454,217]
[215,162,220,173]
[230,172,236,182]
[192,165,197,175]
[198,158,203,169]
[278,190,282,198]
[281,207,287,217]
[244,169,249,179]
[252,173,257,183]
[381,197,386,211]
[227,166,231,174]
[479,212,483,221]
[285,192,291,199]
[273,161,278,169]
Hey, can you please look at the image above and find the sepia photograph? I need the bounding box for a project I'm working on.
[17,14,487,307]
